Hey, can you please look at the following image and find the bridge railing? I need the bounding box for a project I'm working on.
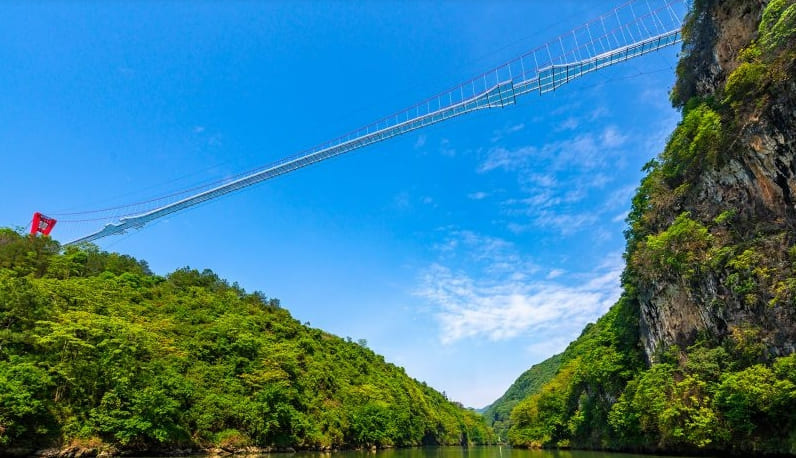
[59,0,689,245]
[221,0,687,183]
[527,28,682,95]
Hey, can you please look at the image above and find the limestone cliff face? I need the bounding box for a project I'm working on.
[633,0,796,361]
[505,4,795,451]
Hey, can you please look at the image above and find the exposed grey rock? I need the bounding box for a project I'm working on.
[637,0,796,361]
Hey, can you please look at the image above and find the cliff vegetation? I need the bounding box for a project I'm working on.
[480,354,562,441]
[504,0,796,454]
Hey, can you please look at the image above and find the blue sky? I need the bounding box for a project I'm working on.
[1,1,682,408]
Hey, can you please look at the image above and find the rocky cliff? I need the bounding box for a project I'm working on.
[631,0,796,361]
[505,0,796,454]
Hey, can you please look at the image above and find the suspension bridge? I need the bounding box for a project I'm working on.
[36,0,689,245]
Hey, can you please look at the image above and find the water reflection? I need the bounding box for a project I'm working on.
[285,446,702,458]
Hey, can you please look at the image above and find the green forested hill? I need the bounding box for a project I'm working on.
[503,0,796,455]
[508,295,796,454]
[480,354,561,440]
[0,229,492,453]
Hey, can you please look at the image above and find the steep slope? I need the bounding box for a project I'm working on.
[503,0,796,455]
[481,354,561,441]
[635,0,796,364]
[0,229,492,455]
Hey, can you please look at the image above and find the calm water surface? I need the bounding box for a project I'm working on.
[286,446,702,458]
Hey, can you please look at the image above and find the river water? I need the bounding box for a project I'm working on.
[288,447,700,458]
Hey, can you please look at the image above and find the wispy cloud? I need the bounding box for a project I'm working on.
[477,126,633,236]
[415,229,623,344]
[601,126,627,148]
[479,126,625,175]
[643,111,680,155]
[603,184,637,208]
[467,191,489,200]
[612,211,629,223]
[440,138,456,157]
[511,211,599,235]
[555,117,579,132]
[415,249,623,344]
[546,269,565,279]
[432,230,534,272]
[414,134,427,149]
[478,145,536,173]
[589,106,609,121]
[491,123,526,143]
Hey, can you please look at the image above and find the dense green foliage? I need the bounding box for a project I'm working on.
[480,354,562,441]
[610,345,795,452]
[506,1,796,455]
[508,296,645,449]
[0,229,492,452]
[632,212,712,280]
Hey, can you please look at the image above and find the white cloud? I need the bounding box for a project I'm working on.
[612,211,630,223]
[415,254,623,344]
[603,184,637,209]
[467,191,489,200]
[479,127,627,177]
[501,190,561,211]
[433,230,526,268]
[551,134,605,170]
[506,123,525,133]
[475,124,639,236]
[533,211,599,235]
[525,173,557,188]
[414,134,427,149]
[589,106,609,121]
[550,101,581,116]
[506,222,533,234]
[555,117,579,131]
[552,106,607,132]
[491,123,526,143]
[546,269,565,279]
[601,126,627,148]
[643,112,680,155]
[416,228,623,344]
[478,145,536,172]
[440,138,456,157]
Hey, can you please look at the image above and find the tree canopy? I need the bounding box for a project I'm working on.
[0,229,492,453]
